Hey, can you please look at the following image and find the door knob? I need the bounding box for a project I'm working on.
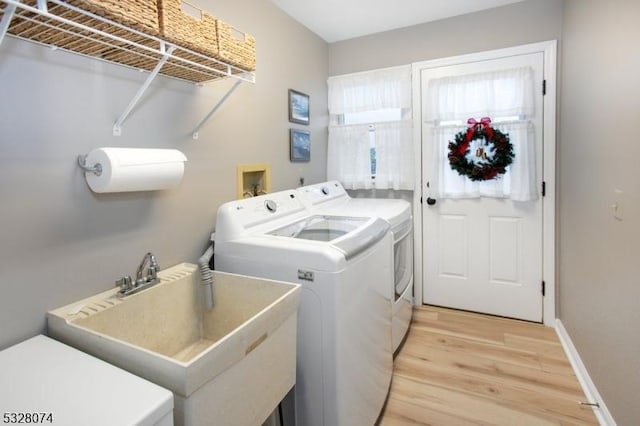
[426,197,437,206]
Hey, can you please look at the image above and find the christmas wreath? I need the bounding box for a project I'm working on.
[447,117,514,181]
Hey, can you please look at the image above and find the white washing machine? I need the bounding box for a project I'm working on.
[297,181,414,353]
[213,190,393,426]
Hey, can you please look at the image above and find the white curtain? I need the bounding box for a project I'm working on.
[425,67,534,122]
[374,121,414,190]
[328,66,412,115]
[327,125,373,190]
[327,65,414,190]
[426,67,537,201]
[430,121,536,201]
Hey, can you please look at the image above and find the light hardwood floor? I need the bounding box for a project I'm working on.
[378,306,598,425]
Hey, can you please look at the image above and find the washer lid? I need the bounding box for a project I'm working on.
[268,215,390,260]
[268,215,368,241]
[0,335,173,426]
[344,199,411,227]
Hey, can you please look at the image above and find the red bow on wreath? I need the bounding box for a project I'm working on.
[465,117,494,142]
[448,116,514,181]
[458,117,494,156]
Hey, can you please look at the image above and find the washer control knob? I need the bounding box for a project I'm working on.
[264,200,277,213]
[321,187,330,195]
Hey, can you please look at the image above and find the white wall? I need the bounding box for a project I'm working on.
[0,0,328,349]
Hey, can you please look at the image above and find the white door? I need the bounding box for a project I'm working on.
[421,53,544,322]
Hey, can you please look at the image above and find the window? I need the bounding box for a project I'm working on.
[327,66,414,190]
[342,109,403,176]
[426,67,538,201]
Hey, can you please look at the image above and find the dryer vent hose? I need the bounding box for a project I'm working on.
[199,242,215,310]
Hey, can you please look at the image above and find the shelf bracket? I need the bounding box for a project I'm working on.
[36,0,48,14]
[0,3,17,46]
[192,79,243,140]
[113,44,176,136]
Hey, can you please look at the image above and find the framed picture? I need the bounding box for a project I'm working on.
[288,89,310,125]
[290,129,311,162]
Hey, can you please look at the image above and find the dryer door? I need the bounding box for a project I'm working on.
[393,222,413,301]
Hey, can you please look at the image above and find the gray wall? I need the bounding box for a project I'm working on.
[328,0,563,201]
[560,0,640,423]
[328,0,563,76]
[0,0,328,349]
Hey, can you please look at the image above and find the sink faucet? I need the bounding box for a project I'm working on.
[136,252,159,286]
[115,252,161,297]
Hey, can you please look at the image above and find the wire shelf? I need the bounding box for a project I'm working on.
[0,0,256,84]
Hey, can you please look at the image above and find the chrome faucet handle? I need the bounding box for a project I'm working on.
[149,254,159,271]
[148,264,158,281]
[148,254,159,281]
[115,275,133,293]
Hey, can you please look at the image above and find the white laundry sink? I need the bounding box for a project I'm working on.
[47,263,300,426]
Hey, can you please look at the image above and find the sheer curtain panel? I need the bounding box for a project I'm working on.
[327,125,373,190]
[425,67,534,122]
[374,121,414,190]
[328,66,412,115]
[431,121,536,201]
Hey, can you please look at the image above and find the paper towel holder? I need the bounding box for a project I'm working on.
[77,154,103,176]
[77,148,187,193]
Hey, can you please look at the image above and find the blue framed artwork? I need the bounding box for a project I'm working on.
[290,129,310,162]
[288,89,310,125]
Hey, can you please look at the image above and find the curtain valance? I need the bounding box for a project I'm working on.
[328,66,412,115]
[425,67,534,122]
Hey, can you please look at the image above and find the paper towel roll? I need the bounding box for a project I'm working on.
[84,147,187,193]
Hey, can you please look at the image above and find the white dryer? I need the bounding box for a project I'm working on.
[297,181,413,353]
[213,190,393,426]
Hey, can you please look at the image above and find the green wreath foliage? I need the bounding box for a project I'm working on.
[447,125,514,181]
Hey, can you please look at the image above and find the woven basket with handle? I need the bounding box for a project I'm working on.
[217,20,256,71]
[157,0,218,57]
[65,0,159,35]
[2,1,162,72]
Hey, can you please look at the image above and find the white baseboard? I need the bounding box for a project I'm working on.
[555,319,617,426]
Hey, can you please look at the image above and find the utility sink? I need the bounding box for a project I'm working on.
[48,263,301,426]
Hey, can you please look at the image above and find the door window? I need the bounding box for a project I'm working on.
[426,67,537,201]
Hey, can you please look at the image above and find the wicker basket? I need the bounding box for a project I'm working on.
[3,1,162,68]
[157,0,218,57]
[64,0,159,35]
[216,20,256,71]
